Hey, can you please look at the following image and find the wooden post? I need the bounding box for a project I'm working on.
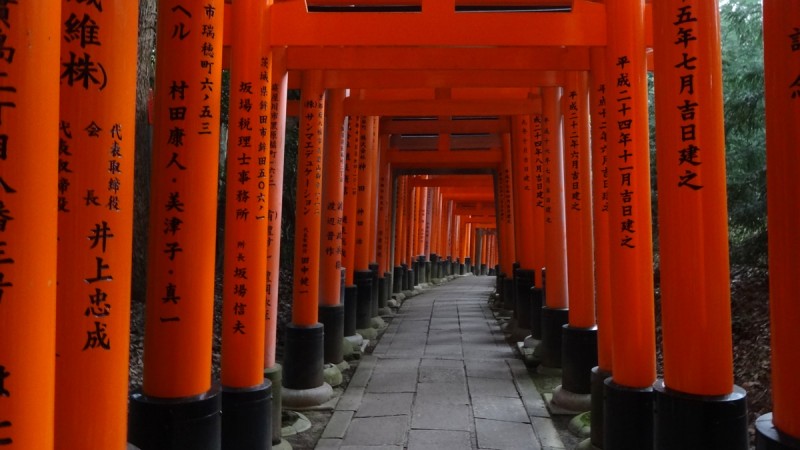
[131,1,225,448]
[498,139,516,278]
[511,117,537,332]
[603,0,656,447]
[283,70,328,398]
[340,113,361,340]
[220,1,272,447]
[319,88,347,365]
[653,0,748,448]
[353,114,376,328]
[589,45,614,449]
[0,3,60,449]
[221,0,268,390]
[554,71,598,408]
[756,0,800,447]
[56,0,137,447]
[264,44,287,448]
[539,86,569,370]
[342,115,361,286]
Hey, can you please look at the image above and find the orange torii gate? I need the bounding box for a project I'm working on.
[2,1,792,450]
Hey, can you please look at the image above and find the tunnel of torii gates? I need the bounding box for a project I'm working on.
[0,0,799,449]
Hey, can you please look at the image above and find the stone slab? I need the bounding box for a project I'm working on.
[354,392,414,417]
[475,418,540,450]
[418,365,466,384]
[472,395,530,423]
[468,376,520,398]
[411,402,471,431]
[366,371,418,393]
[407,430,472,450]
[341,416,409,447]
[465,360,512,380]
[416,381,469,405]
[531,417,565,449]
[322,411,355,439]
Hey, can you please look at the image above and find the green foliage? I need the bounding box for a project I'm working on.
[720,0,767,267]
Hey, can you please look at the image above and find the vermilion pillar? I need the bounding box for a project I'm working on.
[0,4,60,449]
[653,1,748,448]
[539,86,569,370]
[264,44,287,448]
[319,88,347,366]
[341,114,361,340]
[757,1,800,448]
[354,115,377,331]
[588,46,615,450]
[55,1,137,448]
[554,71,598,411]
[604,0,657,447]
[511,117,537,334]
[342,116,361,286]
[283,70,330,404]
[498,139,516,287]
[375,137,392,309]
[220,0,272,447]
[530,114,547,340]
[131,1,225,448]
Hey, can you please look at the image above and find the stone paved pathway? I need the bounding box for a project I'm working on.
[315,275,565,450]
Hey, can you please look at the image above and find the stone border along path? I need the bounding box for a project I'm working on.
[315,275,565,450]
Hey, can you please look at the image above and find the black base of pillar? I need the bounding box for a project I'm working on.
[561,326,598,394]
[502,277,514,310]
[263,365,283,446]
[319,304,345,364]
[425,260,431,282]
[354,271,373,329]
[604,378,654,450]
[405,265,413,290]
[393,266,403,293]
[464,257,471,274]
[430,254,439,279]
[591,367,612,448]
[222,382,272,450]
[129,385,221,450]
[496,273,506,307]
[283,323,324,390]
[530,287,544,340]
[369,263,379,317]
[343,285,358,337]
[459,263,465,275]
[654,380,748,450]
[379,275,390,308]
[756,413,800,449]
[340,268,346,304]
[540,307,569,368]
[514,269,535,332]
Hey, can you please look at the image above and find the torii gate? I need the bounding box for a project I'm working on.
[1,1,798,450]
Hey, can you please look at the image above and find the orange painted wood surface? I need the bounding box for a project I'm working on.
[0,3,60,448]
[764,0,800,438]
[542,87,569,309]
[342,115,361,285]
[319,89,347,306]
[143,0,225,398]
[291,71,325,326]
[605,0,656,389]
[265,48,287,369]
[654,0,733,397]
[562,71,595,328]
[55,0,138,446]
[590,47,614,372]
[221,0,268,388]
